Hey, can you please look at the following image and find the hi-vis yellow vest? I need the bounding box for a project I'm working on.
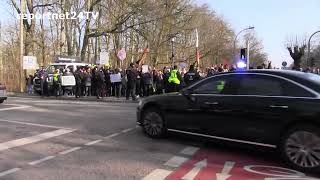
[53,73,59,82]
[168,70,180,85]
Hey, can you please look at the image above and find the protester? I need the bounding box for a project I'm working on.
[184,65,200,86]
[126,63,137,100]
[168,65,183,92]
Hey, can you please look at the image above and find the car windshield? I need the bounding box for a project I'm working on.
[46,65,66,74]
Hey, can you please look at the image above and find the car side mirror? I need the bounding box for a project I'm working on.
[182,88,192,97]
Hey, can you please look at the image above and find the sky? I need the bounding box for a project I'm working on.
[1,0,319,67]
[196,0,320,67]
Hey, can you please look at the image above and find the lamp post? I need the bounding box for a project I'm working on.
[233,26,255,63]
[20,0,26,92]
[307,30,320,67]
[171,37,175,67]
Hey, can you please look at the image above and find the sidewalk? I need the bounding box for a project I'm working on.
[7,92,138,103]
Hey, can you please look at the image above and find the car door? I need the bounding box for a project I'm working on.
[234,74,317,144]
[185,74,247,137]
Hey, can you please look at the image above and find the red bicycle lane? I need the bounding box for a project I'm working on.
[166,147,319,180]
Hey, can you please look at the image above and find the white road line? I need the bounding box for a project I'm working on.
[85,139,103,146]
[142,169,172,180]
[28,156,55,166]
[0,119,75,130]
[164,156,189,168]
[0,105,31,111]
[106,133,120,138]
[59,147,82,155]
[0,129,74,151]
[121,128,134,133]
[180,146,200,156]
[0,168,21,177]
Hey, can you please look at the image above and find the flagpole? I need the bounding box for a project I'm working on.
[195,28,199,67]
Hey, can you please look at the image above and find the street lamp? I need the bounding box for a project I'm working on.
[307,30,320,67]
[233,26,255,63]
[171,37,175,67]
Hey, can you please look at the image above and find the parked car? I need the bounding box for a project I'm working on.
[137,70,320,172]
[0,83,7,104]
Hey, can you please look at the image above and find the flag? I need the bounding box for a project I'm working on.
[136,45,149,66]
[195,29,200,65]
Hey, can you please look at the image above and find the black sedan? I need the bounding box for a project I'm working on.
[137,70,320,172]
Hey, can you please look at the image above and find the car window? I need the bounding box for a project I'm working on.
[238,75,282,96]
[237,74,314,97]
[192,75,238,95]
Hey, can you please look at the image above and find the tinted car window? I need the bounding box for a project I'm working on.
[237,74,314,97]
[192,75,238,95]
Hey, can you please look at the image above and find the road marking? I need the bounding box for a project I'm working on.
[0,119,75,130]
[0,105,30,111]
[216,161,235,180]
[59,147,82,155]
[106,133,120,138]
[182,159,207,180]
[28,156,55,165]
[142,169,172,180]
[85,139,103,146]
[121,128,134,133]
[0,168,21,177]
[180,146,199,156]
[164,156,189,168]
[0,129,74,151]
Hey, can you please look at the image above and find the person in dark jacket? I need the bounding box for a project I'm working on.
[74,68,83,98]
[126,63,137,100]
[184,65,200,86]
[163,67,170,93]
[96,68,106,99]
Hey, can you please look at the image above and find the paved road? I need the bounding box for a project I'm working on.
[0,97,318,180]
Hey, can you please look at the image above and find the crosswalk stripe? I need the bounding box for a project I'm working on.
[164,156,189,168]
[142,169,172,180]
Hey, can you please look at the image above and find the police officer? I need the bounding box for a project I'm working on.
[184,65,200,86]
[168,65,183,92]
[52,69,61,97]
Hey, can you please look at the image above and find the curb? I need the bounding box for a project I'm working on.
[7,93,138,104]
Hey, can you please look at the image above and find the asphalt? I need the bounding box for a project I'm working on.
[0,97,318,180]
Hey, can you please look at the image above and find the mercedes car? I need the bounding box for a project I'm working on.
[137,70,320,172]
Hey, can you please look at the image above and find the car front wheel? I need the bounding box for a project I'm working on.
[281,125,320,172]
[142,108,166,138]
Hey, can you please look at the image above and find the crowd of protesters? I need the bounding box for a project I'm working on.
[26,62,320,100]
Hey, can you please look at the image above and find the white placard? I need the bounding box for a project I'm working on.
[98,52,109,65]
[142,65,149,73]
[23,56,38,70]
[110,73,122,83]
[117,49,126,61]
[61,76,76,86]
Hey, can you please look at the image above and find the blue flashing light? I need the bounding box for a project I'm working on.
[237,61,247,69]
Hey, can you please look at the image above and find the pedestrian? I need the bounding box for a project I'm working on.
[96,67,106,99]
[142,68,153,97]
[84,68,92,96]
[26,74,34,94]
[74,68,83,98]
[168,65,183,92]
[113,68,122,98]
[52,69,61,97]
[126,63,137,100]
[184,65,200,87]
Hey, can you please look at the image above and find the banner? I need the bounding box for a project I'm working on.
[98,52,109,65]
[110,73,122,83]
[23,56,38,70]
[61,76,76,86]
[142,65,149,73]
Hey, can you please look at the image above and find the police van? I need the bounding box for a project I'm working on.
[33,56,89,94]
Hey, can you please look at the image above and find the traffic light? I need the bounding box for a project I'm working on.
[240,48,247,60]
